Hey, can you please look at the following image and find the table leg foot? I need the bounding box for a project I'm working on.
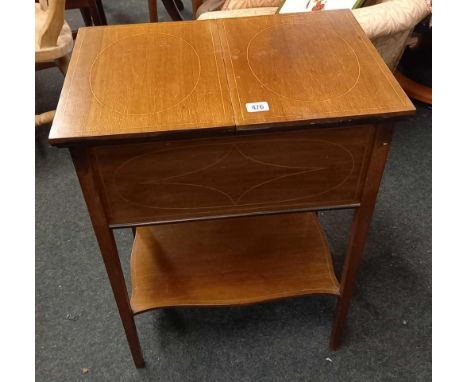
[329,296,350,350]
[123,316,145,368]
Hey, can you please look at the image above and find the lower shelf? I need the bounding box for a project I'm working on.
[130,213,340,314]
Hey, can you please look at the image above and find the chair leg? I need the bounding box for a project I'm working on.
[35,110,56,127]
[55,54,71,76]
[175,0,184,11]
[161,0,183,21]
[80,7,93,26]
[148,0,158,22]
[95,0,108,25]
[88,0,103,25]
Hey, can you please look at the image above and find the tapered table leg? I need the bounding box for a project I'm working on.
[330,125,394,350]
[70,147,145,368]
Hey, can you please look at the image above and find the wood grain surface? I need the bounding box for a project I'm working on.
[45,10,418,364]
[130,212,340,313]
[49,20,235,144]
[49,11,414,145]
[218,11,415,129]
[92,125,375,226]
[48,11,416,365]
[70,146,145,367]
[330,124,395,349]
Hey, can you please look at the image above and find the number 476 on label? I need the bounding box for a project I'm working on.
[246,102,270,113]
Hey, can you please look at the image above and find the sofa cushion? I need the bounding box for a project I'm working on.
[222,0,282,10]
[198,7,277,20]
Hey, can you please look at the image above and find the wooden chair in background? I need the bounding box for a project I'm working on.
[35,0,73,127]
[36,0,107,36]
[147,0,197,22]
[66,0,107,35]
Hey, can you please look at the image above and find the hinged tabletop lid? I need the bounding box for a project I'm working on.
[49,11,414,145]
[218,10,415,129]
[49,20,235,144]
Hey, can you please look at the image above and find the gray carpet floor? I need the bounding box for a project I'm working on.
[36,1,432,380]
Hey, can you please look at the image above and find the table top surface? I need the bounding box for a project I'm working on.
[49,10,414,145]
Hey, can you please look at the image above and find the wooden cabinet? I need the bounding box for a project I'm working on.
[50,10,414,368]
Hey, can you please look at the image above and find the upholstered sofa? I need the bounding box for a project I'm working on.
[196,0,431,71]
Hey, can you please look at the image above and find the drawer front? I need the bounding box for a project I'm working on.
[93,125,375,226]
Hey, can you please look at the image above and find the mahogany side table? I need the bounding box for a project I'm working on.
[49,11,414,368]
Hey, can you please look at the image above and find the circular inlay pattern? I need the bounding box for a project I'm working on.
[247,23,360,102]
[89,33,201,115]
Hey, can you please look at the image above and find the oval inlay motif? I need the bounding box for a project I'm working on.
[89,33,201,115]
[114,140,354,210]
[247,23,360,102]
